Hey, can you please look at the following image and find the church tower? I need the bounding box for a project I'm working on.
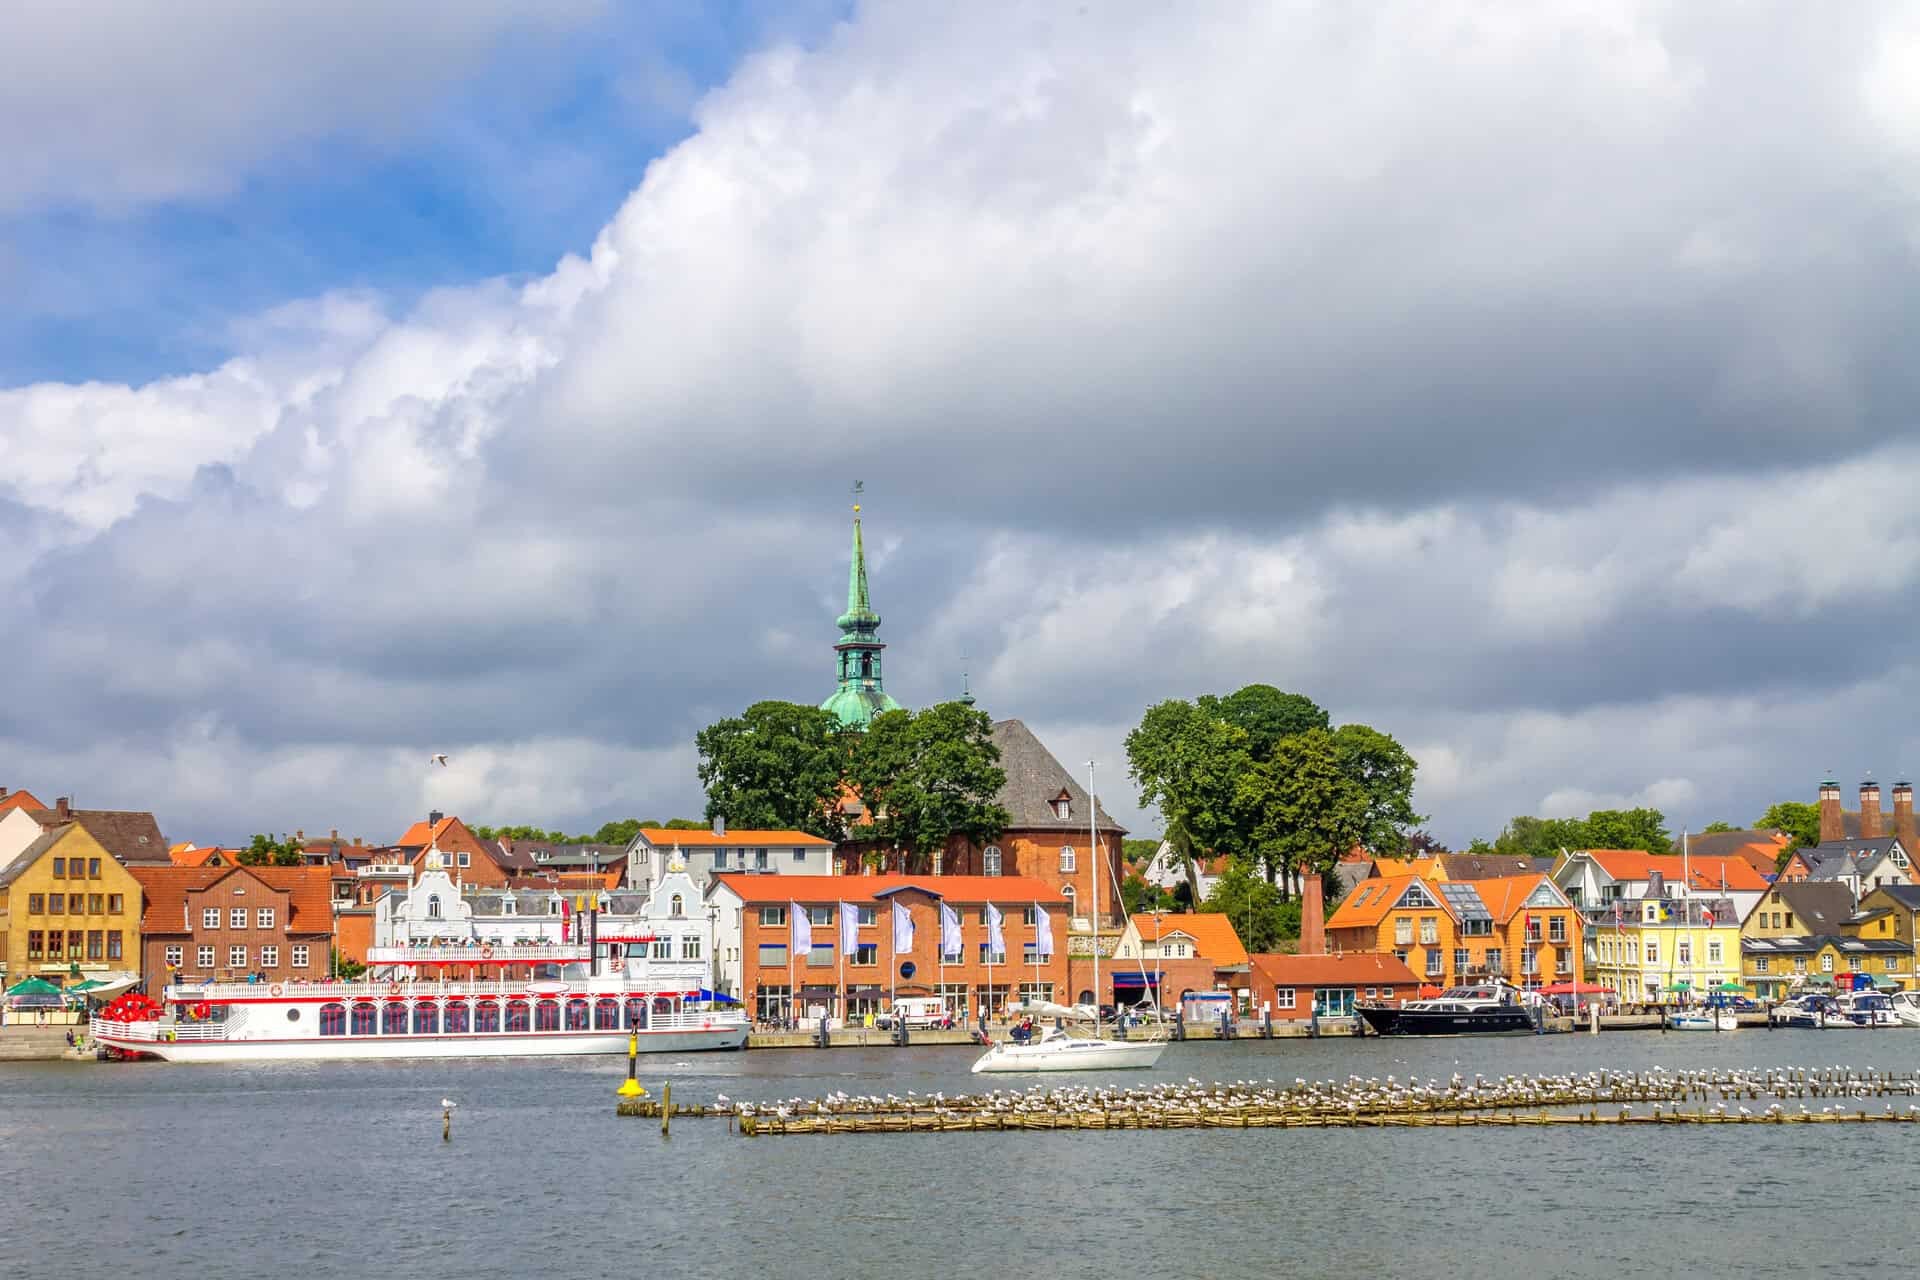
[820,488,902,731]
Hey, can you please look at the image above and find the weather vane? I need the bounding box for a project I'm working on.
[852,478,863,514]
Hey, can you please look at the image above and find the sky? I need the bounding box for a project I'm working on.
[6,1,1920,850]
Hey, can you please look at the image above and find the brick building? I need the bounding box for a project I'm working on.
[708,873,1068,1025]
[394,813,510,887]
[129,864,335,986]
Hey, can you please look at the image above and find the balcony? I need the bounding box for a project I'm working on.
[357,864,413,878]
[365,944,589,964]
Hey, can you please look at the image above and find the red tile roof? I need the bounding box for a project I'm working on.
[1135,912,1248,965]
[1250,952,1420,987]
[639,828,834,847]
[0,788,46,815]
[128,864,335,934]
[1582,850,1769,893]
[708,873,1065,905]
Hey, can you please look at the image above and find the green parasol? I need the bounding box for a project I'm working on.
[4,976,61,997]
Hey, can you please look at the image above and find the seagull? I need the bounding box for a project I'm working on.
[429,754,450,767]
[441,1098,457,1109]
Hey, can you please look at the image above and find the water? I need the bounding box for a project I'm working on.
[4,1030,1918,1279]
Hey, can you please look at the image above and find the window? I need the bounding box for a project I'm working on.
[1486,947,1503,974]
[351,1002,378,1035]
[1394,919,1413,946]
[1548,917,1566,942]
[759,906,787,927]
[456,851,470,867]
[52,857,64,877]
[1707,938,1723,964]
[1418,918,1438,944]
[107,894,123,914]
[755,849,769,870]
[714,851,728,870]
[474,1001,502,1033]
[1052,796,1070,820]
[1425,952,1442,976]
[979,943,1008,965]
[382,1002,408,1035]
[565,999,590,1031]
[1677,939,1691,965]
[48,893,63,914]
[1274,986,1295,1010]
[26,931,43,960]
[1059,846,1076,872]
[1784,912,1795,929]
[1795,956,1808,974]
[853,943,878,966]
[320,1003,347,1035]
[1890,955,1903,972]
[165,944,183,968]
[414,1003,440,1035]
[1821,953,1835,972]
[595,998,621,1030]
[793,847,807,863]
[1849,955,1864,972]
[671,895,685,918]
[759,943,789,967]
[89,858,101,878]
[806,944,834,968]
[856,905,876,926]
[983,846,1003,876]
[86,930,103,960]
[1021,906,1039,926]
[681,935,702,961]
[1755,956,1770,973]
[651,938,672,960]
[805,905,831,926]
[198,945,215,968]
[257,908,275,929]
[625,997,650,1030]
[69,894,82,914]
[1644,940,1658,966]
[27,893,42,914]
[535,999,561,1032]
[261,945,279,968]
[505,999,531,1032]
[1453,948,1469,976]
[445,1001,471,1034]
[230,907,246,929]
[229,945,247,967]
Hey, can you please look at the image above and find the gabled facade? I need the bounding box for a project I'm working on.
[130,863,333,987]
[1799,838,1914,903]
[393,813,509,887]
[0,799,169,872]
[0,824,142,984]
[1554,850,1769,923]
[1326,874,1579,989]
[1743,934,1910,996]
[1589,875,1742,1003]
[626,825,835,897]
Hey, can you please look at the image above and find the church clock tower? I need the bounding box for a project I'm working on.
[820,486,902,731]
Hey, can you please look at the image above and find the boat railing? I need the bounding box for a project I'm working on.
[91,1015,229,1042]
[160,978,745,1006]
[363,944,591,964]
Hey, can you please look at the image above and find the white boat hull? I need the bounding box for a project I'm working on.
[970,1036,1168,1074]
[1668,1011,1738,1032]
[94,1021,747,1063]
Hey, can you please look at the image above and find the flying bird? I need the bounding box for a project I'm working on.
[429,754,449,767]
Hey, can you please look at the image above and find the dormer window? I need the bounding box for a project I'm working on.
[1051,792,1071,820]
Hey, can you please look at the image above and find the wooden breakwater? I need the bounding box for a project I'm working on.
[619,1065,1920,1136]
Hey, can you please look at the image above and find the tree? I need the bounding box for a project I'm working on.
[1200,862,1301,953]
[589,818,643,845]
[239,833,303,867]
[1238,728,1370,895]
[1403,831,1448,855]
[1198,684,1329,756]
[1494,815,1595,860]
[1331,722,1425,856]
[331,947,365,980]
[1121,871,1177,915]
[1700,821,1736,834]
[1585,808,1671,854]
[1125,699,1253,900]
[1757,801,1822,850]
[846,702,1009,872]
[695,700,852,842]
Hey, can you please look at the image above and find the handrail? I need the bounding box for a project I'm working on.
[163,979,720,1002]
[364,944,590,963]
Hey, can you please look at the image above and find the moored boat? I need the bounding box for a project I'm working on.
[1357,983,1538,1036]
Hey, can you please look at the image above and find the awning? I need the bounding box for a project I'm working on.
[847,985,883,996]
[800,985,836,997]
[1112,972,1159,987]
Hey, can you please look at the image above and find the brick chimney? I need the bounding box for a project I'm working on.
[1895,780,1916,855]
[1300,873,1326,956]
[1647,869,1666,898]
[330,828,339,840]
[429,809,444,826]
[54,796,70,819]
[1819,775,1844,843]
[1860,782,1883,840]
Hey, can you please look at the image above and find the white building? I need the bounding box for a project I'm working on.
[625,822,835,897]
[1138,841,1226,904]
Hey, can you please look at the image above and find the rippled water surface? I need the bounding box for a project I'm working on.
[5,1030,1919,1279]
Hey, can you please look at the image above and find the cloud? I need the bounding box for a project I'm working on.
[6,2,1920,847]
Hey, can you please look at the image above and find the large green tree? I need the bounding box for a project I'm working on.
[695,700,851,842]
[1491,807,1671,859]
[1199,685,1329,756]
[1332,722,1427,856]
[845,701,1009,872]
[1125,699,1254,900]
[1239,728,1371,894]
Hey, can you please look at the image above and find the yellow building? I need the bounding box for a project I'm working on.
[1738,881,1913,997]
[1590,889,1743,1005]
[0,822,143,987]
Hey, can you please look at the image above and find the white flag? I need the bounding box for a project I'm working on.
[839,902,860,957]
[892,900,915,953]
[984,903,1005,957]
[939,902,963,960]
[789,902,812,958]
[1033,904,1054,958]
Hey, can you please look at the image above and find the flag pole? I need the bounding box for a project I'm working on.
[838,904,845,1031]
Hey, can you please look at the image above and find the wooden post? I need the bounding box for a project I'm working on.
[661,1081,671,1137]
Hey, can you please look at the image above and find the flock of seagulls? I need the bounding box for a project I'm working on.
[706,1064,1920,1125]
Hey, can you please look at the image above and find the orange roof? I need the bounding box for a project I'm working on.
[1369,856,1444,880]
[638,828,833,847]
[1251,952,1420,988]
[1136,912,1248,965]
[0,788,46,815]
[1468,874,1571,922]
[397,817,456,848]
[1327,875,1448,929]
[1582,850,1769,893]
[128,864,334,934]
[708,873,1064,905]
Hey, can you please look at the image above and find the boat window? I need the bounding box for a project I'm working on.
[319,1002,347,1036]
[445,1001,471,1034]
[652,996,675,1018]
[535,999,561,1032]
[625,997,648,1030]
[350,1001,377,1035]
[595,998,620,1030]
[382,1002,408,1035]
[565,998,590,1031]
[473,1000,500,1033]
[413,1002,439,1035]
[505,999,531,1032]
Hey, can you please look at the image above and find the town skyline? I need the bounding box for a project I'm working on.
[6,6,1920,849]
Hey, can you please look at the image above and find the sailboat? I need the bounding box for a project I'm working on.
[971,764,1170,1074]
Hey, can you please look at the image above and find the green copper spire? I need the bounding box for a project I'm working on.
[821,486,901,731]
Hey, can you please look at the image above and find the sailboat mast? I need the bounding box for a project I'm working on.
[1089,761,1100,1032]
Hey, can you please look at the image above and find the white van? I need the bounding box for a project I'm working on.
[874,997,950,1030]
